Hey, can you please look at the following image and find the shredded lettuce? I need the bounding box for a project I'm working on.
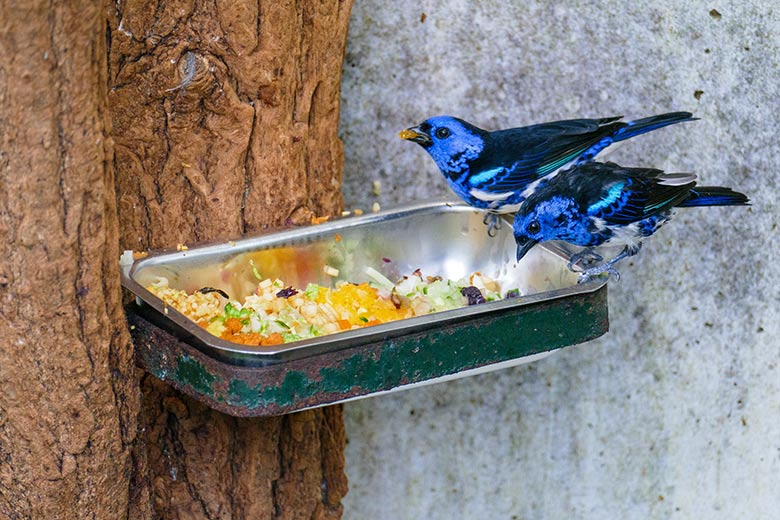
[249,314,268,334]
[249,259,262,281]
[304,283,321,299]
[282,332,301,342]
[274,319,290,329]
[224,302,252,323]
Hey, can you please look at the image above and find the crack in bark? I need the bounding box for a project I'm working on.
[156,99,169,207]
[240,104,257,234]
[49,3,69,234]
[164,411,214,519]
[254,0,263,53]
[227,421,238,514]
[271,414,288,519]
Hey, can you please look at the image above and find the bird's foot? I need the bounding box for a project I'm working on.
[577,263,621,284]
[575,245,637,283]
[483,213,501,237]
[567,249,603,272]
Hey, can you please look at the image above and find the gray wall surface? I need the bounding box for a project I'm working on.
[338,1,779,518]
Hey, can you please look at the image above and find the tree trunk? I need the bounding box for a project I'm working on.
[107,1,352,518]
[1,0,352,517]
[0,1,148,518]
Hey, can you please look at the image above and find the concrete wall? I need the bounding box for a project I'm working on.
[338,1,779,518]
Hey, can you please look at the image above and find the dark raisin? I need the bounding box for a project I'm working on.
[197,286,230,299]
[461,286,486,305]
[276,286,299,298]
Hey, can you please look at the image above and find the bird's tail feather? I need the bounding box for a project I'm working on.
[596,116,624,125]
[679,186,750,207]
[613,112,697,142]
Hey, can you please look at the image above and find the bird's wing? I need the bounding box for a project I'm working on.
[586,173,696,225]
[470,119,626,191]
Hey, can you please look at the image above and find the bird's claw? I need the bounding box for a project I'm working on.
[577,264,621,284]
[567,250,603,272]
[483,213,501,237]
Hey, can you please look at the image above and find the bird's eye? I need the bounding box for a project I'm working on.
[435,127,451,139]
[527,220,540,235]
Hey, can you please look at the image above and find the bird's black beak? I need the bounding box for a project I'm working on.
[399,125,432,147]
[515,236,537,262]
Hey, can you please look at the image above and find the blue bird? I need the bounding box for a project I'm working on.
[512,161,750,283]
[399,112,696,235]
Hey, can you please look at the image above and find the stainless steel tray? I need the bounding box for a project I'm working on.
[121,199,609,415]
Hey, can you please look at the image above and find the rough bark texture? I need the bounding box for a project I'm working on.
[108,0,349,249]
[107,1,352,518]
[0,1,148,518]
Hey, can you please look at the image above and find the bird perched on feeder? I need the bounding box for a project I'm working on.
[399,111,696,235]
[512,161,750,283]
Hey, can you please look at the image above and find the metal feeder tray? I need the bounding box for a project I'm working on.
[121,199,609,417]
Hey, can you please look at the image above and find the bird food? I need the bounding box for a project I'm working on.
[147,266,509,347]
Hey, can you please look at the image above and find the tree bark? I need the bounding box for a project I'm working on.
[0,1,148,518]
[1,0,351,517]
[107,1,352,518]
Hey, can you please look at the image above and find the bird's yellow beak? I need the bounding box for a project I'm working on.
[398,128,421,140]
[398,126,432,147]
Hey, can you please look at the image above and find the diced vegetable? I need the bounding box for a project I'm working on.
[365,266,395,292]
[148,264,510,347]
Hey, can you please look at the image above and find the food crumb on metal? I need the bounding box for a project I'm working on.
[311,215,330,225]
[120,250,134,266]
[372,202,381,213]
[177,243,189,252]
[353,208,364,216]
[372,180,381,196]
[341,210,351,217]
